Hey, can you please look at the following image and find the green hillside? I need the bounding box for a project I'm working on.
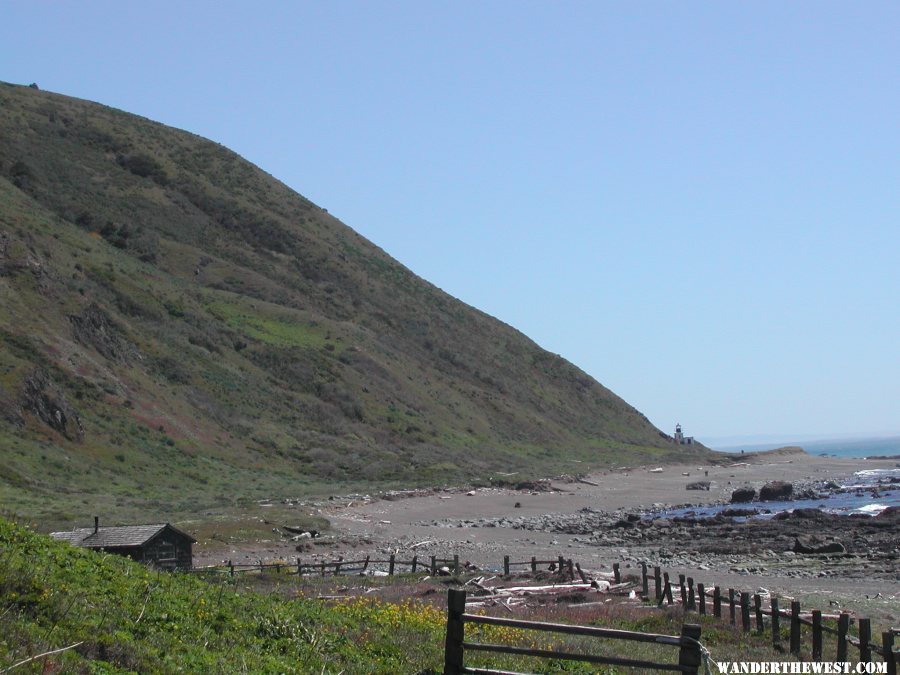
[0,82,709,525]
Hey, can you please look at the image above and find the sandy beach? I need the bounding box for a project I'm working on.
[197,450,899,620]
[325,450,894,544]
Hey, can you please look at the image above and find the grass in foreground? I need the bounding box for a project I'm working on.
[2,517,834,674]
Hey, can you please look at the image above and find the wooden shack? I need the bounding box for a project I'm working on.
[50,517,195,570]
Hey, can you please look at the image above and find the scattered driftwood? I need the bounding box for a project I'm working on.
[460,565,642,609]
[501,583,595,595]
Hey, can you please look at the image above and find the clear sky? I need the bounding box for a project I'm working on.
[2,1,898,443]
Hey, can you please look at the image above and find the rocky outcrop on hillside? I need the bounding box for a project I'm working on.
[69,303,139,365]
[21,369,84,442]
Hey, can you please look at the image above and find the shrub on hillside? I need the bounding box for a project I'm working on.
[8,160,36,192]
[116,152,169,185]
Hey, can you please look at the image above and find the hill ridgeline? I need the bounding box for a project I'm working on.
[0,83,709,523]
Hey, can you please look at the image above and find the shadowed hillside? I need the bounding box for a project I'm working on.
[0,82,709,524]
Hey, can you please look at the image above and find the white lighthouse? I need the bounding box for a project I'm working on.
[673,423,694,445]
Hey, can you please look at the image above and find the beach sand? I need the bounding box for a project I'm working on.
[196,450,899,621]
[320,451,899,620]
[326,451,886,540]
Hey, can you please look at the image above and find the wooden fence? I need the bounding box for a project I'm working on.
[188,551,895,670]
[443,588,703,674]
[190,552,603,579]
[189,553,465,578]
[641,563,898,672]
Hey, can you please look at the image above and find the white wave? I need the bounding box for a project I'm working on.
[855,503,888,514]
[854,468,900,477]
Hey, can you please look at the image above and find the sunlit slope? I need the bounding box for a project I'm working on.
[0,82,708,522]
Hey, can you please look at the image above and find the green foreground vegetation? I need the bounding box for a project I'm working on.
[2,517,829,674]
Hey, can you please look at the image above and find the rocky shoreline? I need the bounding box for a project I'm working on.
[413,473,899,583]
[196,454,899,619]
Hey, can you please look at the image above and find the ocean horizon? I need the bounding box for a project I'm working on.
[710,434,900,459]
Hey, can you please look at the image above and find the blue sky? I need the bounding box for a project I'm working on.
[2,2,898,442]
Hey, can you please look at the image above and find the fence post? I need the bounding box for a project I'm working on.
[431,556,437,575]
[567,559,575,581]
[228,560,234,577]
[503,555,510,576]
[659,573,671,607]
[453,554,459,575]
[790,600,801,655]
[771,597,780,648]
[614,563,621,584]
[811,610,822,660]
[729,589,736,625]
[697,583,706,615]
[713,586,722,618]
[687,577,695,610]
[882,631,896,675]
[444,589,467,675]
[641,562,649,599]
[531,556,537,573]
[678,624,703,675]
[679,574,687,609]
[389,554,395,576]
[654,566,662,601]
[859,618,872,662]
[740,592,751,632]
[296,557,302,578]
[836,612,849,660]
[575,562,588,583]
[411,555,418,573]
[754,594,763,633]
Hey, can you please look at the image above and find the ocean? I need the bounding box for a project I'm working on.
[651,466,899,521]
[712,435,900,459]
[652,435,900,521]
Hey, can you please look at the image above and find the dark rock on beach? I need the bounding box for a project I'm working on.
[773,508,823,521]
[793,534,846,554]
[759,481,793,501]
[874,506,899,521]
[720,508,760,518]
[730,488,756,503]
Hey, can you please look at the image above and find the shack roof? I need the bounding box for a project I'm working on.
[49,523,196,548]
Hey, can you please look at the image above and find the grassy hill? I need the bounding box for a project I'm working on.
[0,82,709,525]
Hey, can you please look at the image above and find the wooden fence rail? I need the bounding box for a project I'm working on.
[191,552,621,580]
[190,554,432,578]
[501,555,584,579]
[189,551,895,671]
[641,564,898,672]
[443,588,702,675]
